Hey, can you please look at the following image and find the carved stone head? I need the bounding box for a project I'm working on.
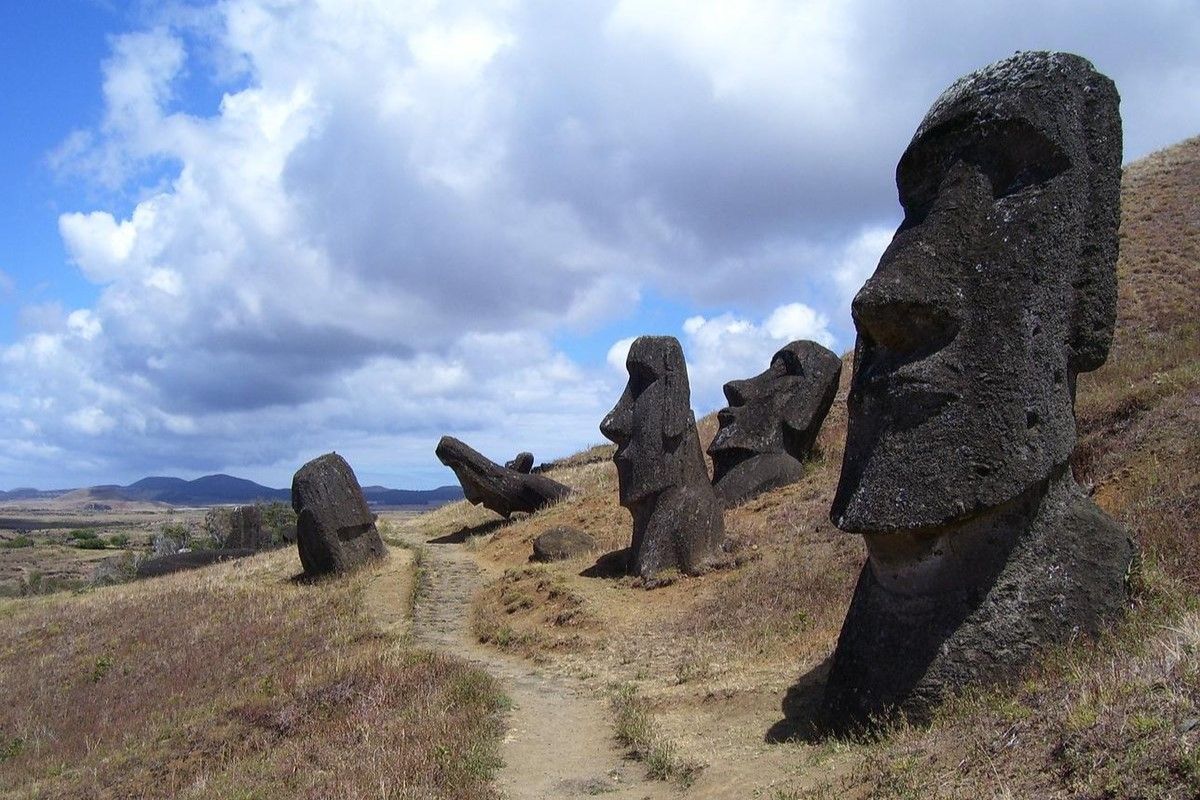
[708,340,842,506]
[600,335,725,579]
[831,51,1122,532]
[600,336,706,507]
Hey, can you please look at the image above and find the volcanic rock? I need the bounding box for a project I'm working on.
[600,336,725,580]
[708,340,841,507]
[291,452,386,576]
[824,51,1135,722]
[436,437,570,519]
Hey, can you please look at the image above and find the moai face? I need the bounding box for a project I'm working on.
[709,341,841,479]
[600,336,694,507]
[831,51,1121,533]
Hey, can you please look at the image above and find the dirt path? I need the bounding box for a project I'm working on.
[389,528,674,800]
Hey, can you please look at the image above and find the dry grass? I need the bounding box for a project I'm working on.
[0,549,505,799]
[473,565,591,657]
[609,682,703,786]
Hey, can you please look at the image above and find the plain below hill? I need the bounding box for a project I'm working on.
[0,474,463,508]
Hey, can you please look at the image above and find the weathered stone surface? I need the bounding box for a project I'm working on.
[222,505,270,549]
[505,452,535,473]
[436,437,570,519]
[708,340,841,507]
[291,452,386,576]
[531,526,597,562]
[136,548,257,579]
[600,336,725,580]
[825,51,1135,722]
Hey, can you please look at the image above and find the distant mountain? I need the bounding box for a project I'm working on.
[0,475,463,508]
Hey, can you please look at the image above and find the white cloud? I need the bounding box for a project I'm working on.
[59,211,138,282]
[67,407,117,436]
[0,0,1195,488]
[67,310,103,341]
[679,304,835,413]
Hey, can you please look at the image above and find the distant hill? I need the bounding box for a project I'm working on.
[0,475,463,507]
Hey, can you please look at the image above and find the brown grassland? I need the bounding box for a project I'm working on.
[0,135,1196,800]
[0,548,506,799]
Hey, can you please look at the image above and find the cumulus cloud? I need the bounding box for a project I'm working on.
[1,0,1196,488]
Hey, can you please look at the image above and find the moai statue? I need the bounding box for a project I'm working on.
[708,340,842,507]
[505,452,535,473]
[292,452,386,576]
[600,336,726,580]
[436,437,570,519]
[824,52,1136,721]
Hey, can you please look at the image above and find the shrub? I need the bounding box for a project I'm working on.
[153,522,191,556]
[74,538,107,550]
[0,536,34,549]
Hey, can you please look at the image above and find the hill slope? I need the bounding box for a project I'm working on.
[400,135,1200,799]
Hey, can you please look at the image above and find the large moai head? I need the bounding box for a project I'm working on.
[601,336,708,506]
[600,336,725,578]
[708,340,842,507]
[832,51,1122,531]
[823,52,1132,721]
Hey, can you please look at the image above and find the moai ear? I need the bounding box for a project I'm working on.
[1068,70,1121,376]
[661,355,691,442]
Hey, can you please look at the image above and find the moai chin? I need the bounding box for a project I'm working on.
[708,340,842,508]
[824,51,1135,721]
[600,336,726,580]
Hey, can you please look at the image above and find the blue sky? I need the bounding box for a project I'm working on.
[0,1,1197,490]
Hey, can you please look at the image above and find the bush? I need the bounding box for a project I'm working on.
[107,534,130,548]
[68,529,100,541]
[0,536,34,549]
[73,538,107,550]
[153,522,192,557]
[261,501,298,545]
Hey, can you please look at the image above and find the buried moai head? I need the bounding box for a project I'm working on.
[291,452,386,576]
[708,341,842,507]
[832,51,1122,532]
[600,336,725,579]
[822,51,1132,721]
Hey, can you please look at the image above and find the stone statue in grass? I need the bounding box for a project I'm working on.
[292,452,386,576]
[708,340,842,507]
[436,436,570,519]
[824,51,1136,721]
[600,336,725,581]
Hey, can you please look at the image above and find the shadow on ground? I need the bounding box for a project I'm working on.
[766,655,838,744]
[579,548,630,578]
[428,518,506,545]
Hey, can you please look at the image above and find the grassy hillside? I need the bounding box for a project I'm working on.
[0,547,506,799]
[407,136,1200,798]
[0,136,1194,800]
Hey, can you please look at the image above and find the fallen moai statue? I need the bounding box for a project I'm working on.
[708,340,842,507]
[600,336,726,580]
[436,436,570,519]
[824,51,1135,722]
[291,452,386,576]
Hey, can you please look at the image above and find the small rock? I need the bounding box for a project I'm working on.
[532,526,597,562]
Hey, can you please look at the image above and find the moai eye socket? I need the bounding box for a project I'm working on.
[896,117,1071,226]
